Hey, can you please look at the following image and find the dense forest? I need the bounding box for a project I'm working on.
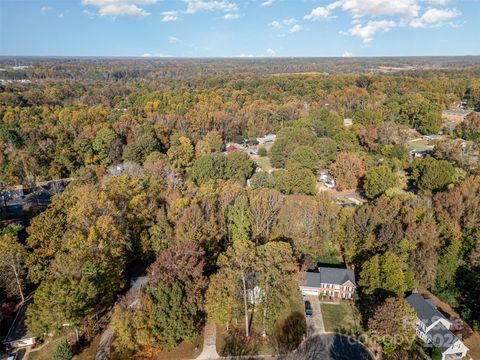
[0,58,479,359]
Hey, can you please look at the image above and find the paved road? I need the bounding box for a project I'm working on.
[304,295,325,335]
[196,320,220,360]
[278,333,373,360]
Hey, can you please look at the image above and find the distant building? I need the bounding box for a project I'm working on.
[441,110,472,123]
[256,134,276,144]
[318,172,335,188]
[3,301,36,350]
[300,267,356,300]
[406,294,469,360]
[343,118,353,127]
[226,144,239,153]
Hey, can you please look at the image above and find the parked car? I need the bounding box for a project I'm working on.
[304,300,312,318]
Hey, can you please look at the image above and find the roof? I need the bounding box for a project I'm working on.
[442,110,471,116]
[406,294,448,328]
[427,322,460,353]
[3,301,34,345]
[304,267,356,288]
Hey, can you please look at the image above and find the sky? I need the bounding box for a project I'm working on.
[0,0,479,57]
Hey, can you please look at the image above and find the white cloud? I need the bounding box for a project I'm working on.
[237,53,255,57]
[143,53,172,57]
[289,24,303,33]
[282,18,296,26]
[224,13,240,19]
[182,0,238,14]
[270,18,298,30]
[40,6,50,15]
[270,20,282,29]
[344,20,395,42]
[58,13,64,18]
[304,1,341,20]
[82,0,158,18]
[424,0,451,4]
[340,0,420,19]
[304,7,332,20]
[168,36,179,43]
[410,7,461,27]
[261,0,275,6]
[342,51,353,57]
[162,10,180,22]
[266,48,276,55]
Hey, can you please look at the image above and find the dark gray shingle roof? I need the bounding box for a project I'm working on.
[304,267,356,287]
[427,322,460,353]
[406,294,448,328]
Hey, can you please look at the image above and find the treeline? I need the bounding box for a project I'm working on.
[1,57,480,81]
[1,70,480,186]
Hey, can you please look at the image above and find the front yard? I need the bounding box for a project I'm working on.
[321,302,363,335]
[216,288,305,356]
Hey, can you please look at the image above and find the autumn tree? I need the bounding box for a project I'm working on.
[0,229,27,303]
[368,297,416,356]
[216,239,256,337]
[147,240,207,308]
[248,188,283,243]
[167,136,195,171]
[257,242,297,336]
[360,252,415,297]
[329,152,365,191]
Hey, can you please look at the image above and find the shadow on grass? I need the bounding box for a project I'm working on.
[221,328,259,357]
[269,311,306,354]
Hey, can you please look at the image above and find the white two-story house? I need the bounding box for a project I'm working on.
[406,294,469,360]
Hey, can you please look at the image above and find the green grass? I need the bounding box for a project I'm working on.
[255,157,272,172]
[217,289,304,356]
[321,303,363,335]
[407,139,429,151]
[315,254,342,266]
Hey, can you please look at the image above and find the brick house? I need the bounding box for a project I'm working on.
[299,267,356,300]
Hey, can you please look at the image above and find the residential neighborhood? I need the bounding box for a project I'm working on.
[1,27,480,360]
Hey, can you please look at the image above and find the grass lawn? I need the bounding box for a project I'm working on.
[150,331,203,360]
[217,289,304,356]
[254,157,272,172]
[29,337,64,360]
[407,139,430,151]
[321,303,363,335]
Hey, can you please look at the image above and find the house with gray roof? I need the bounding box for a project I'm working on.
[406,294,469,360]
[299,267,356,300]
[2,300,36,350]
